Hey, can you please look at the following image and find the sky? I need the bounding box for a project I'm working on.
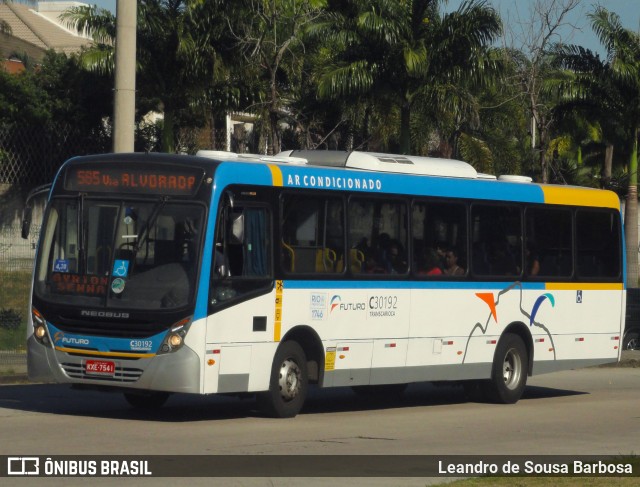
[90,0,639,56]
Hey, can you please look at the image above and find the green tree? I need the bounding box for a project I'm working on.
[0,67,49,126]
[312,0,501,155]
[552,7,640,285]
[469,48,532,177]
[229,0,326,154]
[0,51,111,128]
[0,51,112,185]
[62,1,225,153]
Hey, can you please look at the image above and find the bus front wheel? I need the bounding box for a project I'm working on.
[258,341,308,418]
[485,333,528,404]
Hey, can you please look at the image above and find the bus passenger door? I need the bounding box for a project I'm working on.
[205,196,276,394]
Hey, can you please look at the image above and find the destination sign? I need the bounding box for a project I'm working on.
[64,164,205,195]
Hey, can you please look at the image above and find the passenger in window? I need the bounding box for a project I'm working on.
[488,240,517,275]
[435,241,448,268]
[363,233,392,274]
[444,247,465,276]
[526,243,540,276]
[418,248,443,276]
[388,241,407,274]
[375,233,392,270]
[364,252,386,274]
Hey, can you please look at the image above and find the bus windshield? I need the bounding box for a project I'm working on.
[34,197,204,310]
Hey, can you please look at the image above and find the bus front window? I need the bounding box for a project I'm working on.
[35,198,204,311]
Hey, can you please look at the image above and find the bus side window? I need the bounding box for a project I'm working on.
[471,204,521,277]
[412,201,466,277]
[525,207,572,279]
[210,205,272,307]
[349,198,408,275]
[576,210,621,279]
[280,193,345,275]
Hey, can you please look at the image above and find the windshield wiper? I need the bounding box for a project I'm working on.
[77,193,87,274]
[133,196,169,255]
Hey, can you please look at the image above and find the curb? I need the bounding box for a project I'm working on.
[0,374,29,385]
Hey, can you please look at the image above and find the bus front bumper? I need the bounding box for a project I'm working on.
[27,335,201,394]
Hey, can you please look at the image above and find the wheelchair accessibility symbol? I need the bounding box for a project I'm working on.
[112,259,130,277]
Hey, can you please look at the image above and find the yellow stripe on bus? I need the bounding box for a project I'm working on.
[274,280,283,342]
[268,164,283,187]
[541,185,620,209]
[54,347,156,359]
[545,282,624,291]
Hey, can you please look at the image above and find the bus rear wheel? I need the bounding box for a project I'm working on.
[485,333,528,404]
[123,391,170,409]
[623,331,640,350]
[258,341,308,418]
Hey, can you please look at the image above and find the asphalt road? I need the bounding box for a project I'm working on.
[0,367,638,486]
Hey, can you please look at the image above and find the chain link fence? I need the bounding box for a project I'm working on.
[0,122,111,186]
[0,121,107,369]
[0,224,38,369]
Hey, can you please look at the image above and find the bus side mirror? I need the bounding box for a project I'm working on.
[21,183,51,239]
[21,206,32,239]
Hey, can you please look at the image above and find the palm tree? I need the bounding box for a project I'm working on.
[228,0,326,154]
[552,7,640,285]
[61,1,224,153]
[312,0,502,154]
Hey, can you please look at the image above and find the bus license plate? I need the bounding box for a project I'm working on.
[85,359,115,376]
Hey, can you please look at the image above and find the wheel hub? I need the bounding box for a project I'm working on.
[502,347,522,390]
[278,358,302,401]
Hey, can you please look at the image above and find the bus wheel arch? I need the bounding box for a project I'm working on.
[501,322,534,376]
[281,325,325,386]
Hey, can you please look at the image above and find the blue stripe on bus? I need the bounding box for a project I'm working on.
[210,160,548,203]
[276,165,546,203]
[282,280,547,290]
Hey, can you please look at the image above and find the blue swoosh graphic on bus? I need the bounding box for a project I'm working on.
[530,293,555,326]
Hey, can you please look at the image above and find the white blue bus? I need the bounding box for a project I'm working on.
[25,150,625,417]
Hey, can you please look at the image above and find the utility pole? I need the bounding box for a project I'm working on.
[112,0,137,153]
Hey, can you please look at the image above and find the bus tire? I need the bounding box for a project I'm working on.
[123,391,170,409]
[258,341,308,418]
[623,331,640,350]
[485,333,528,404]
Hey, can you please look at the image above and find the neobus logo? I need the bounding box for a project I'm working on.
[80,310,130,319]
[53,332,90,346]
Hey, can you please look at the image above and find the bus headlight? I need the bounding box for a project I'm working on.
[168,334,183,347]
[32,308,50,346]
[158,317,192,355]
